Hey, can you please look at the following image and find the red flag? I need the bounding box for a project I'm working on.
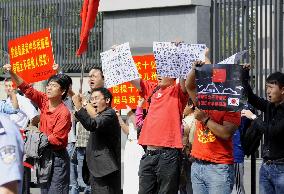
[76,0,100,55]
[212,68,226,83]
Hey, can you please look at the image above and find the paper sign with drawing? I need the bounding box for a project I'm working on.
[195,64,247,111]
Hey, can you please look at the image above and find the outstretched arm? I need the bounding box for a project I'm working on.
[185,49,211,105]
[3,64,23,86]
[130,78,141,92]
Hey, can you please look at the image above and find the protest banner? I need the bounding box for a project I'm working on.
[110,55,157,109]
[195,64,246,111]
[8,29,55,84]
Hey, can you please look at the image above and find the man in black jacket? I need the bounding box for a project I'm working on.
[72,87,121,194]
[241,70,284,194]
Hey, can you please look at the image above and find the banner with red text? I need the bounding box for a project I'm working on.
[195,64,246,111]
[8,29,55,84]
[110,55,157,109]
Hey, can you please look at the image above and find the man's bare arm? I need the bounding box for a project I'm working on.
[130,78,141,92]
[206,120,238,140]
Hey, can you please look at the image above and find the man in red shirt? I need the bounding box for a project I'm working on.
[130,71,189,193]
[4,64,71,194]
[186,61,240,194]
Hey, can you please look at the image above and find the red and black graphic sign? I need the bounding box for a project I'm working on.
[195,64,246,111]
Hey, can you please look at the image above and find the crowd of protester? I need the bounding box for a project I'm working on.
[0,47,283,194]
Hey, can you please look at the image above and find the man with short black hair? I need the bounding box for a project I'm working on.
[4,64,72,194]
[241,70,284,194]
[75,67,104,193]
[73,87,120,194]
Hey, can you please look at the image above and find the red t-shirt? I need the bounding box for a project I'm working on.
[138,80,188,148]
[191,110,241,164]
[18,82,71,150]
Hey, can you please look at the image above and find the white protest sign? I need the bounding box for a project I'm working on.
[153,42,180,78]
[179,43,206,79]
[153,42,206,78]
[100,42,140,88]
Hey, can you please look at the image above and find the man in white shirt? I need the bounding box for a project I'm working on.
[4,78,39,129]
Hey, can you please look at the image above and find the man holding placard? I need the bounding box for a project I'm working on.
[4,64,71,194]
[186,60,241,194]
[130,42,207,194]
[100,42,206,193]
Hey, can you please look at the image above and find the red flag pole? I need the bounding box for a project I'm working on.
[79,53,86,94]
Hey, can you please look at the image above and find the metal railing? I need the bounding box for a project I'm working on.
[211,1,283,193]
[0,0,103,73]
[211,0,283,97]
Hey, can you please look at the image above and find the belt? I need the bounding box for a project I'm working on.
[192,158,216,164]
[145,147,178,156]
[264,158,284,164]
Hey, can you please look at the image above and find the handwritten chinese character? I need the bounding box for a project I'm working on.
[29,42,33,52]
[136,62,142,70]
[142,61,149,70]
[121,96,127,103]
[30,57,36,69]
[41,38,46,50]
[17,45,22,56]
[10,47,15,58]
[151,61,157,69]
[143,73,150,80]
[36,40,42,50]
[151,72,157,81]
[44,37,50,48]
[128,85,135,93]
[25,43,29,54]
[39,54,48,66]
[120,85,128,93]
[113,96,121,104]
[33,40,37,51]
[129,96,136,104]
[21,44,26,55]
[112,86,120,93]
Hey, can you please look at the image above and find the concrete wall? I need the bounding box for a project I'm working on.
[99,0,211,11]
[102,5,211,55]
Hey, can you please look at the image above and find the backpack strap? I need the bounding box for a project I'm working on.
[146,85,160,113]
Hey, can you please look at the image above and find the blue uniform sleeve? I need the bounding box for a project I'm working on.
[0,127,23,186]
[0,101,19,114]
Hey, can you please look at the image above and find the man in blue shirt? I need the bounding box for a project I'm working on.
[0,113,24,194]
[232,113,252,194]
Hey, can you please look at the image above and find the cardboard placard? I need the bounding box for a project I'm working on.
[8,29,56,84]
[196,64,246,111]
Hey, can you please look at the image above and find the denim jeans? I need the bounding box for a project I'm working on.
[138,148,181,194]
[259,162,284,194]
[77,147,91,193]
[191,161,234,194]
[67,143,79,194]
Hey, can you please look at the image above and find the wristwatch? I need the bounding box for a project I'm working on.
[251,114,257,120]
